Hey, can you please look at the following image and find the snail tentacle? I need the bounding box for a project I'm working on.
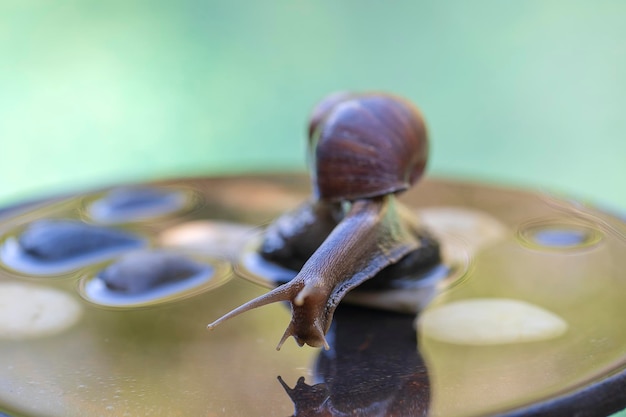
[206,282,302,331]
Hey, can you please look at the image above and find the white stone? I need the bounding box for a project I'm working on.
[418,207,508,255]
[418,298,567,345]
[0,282,82,339]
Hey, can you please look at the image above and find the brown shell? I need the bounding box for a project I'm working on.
[307,91,356,140]
[310,93,429,202]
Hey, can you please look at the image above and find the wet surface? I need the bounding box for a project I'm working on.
[0,175,624,417]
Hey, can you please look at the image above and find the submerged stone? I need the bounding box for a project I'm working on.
[89,187,186,222]
[98,250,209,294]
[17,219,143,262]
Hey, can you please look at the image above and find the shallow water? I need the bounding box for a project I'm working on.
[0,175,625,417]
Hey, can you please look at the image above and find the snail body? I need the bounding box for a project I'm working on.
[208,92,439,349]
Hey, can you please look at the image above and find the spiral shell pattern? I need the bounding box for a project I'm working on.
[310,92,429,201]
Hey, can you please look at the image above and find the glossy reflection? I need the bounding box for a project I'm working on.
[279,304,430,417]
[517,220,603,251]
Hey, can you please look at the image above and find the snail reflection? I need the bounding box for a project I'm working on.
[208,92,442,349]
[278,305,430,417]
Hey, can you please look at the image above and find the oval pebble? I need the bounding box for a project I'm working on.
[158,220,253,258]
[17,219,143,262]
[418,298,568,345]
[418,207,508,255]
[88,187,187,223]
[0,283,82,340]
[98,250,210,294]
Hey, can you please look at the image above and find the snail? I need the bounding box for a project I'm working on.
[207,92,440,349]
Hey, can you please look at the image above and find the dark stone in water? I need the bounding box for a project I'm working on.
[98,251,208,294]
[90,187,185,221]
[18,219,143,261]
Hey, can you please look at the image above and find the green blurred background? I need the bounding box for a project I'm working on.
[0,2,625,415]
[1,0,625,212]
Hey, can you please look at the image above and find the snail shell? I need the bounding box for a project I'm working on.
[307,91,356,140]
[310,93,428,202]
